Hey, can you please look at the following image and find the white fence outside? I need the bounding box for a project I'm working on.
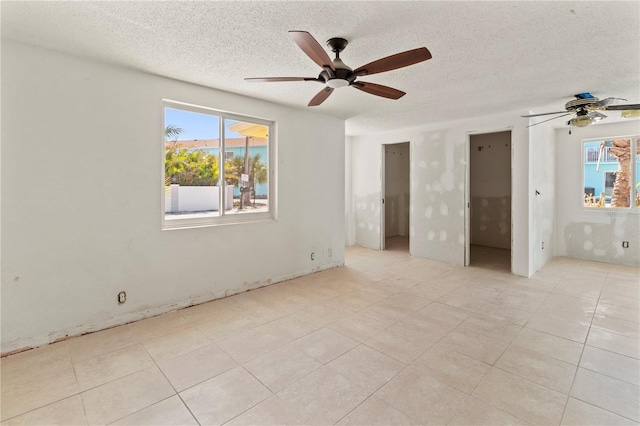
[165,185,233,213]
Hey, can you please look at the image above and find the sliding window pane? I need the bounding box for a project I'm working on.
[164,108,222,219]
[223,119,269,215]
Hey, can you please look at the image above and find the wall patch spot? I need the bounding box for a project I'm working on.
[419,161,427,169]
[425,206,433,218]
[440,202,449,216]
[428,230,435,240]
[583,225,592,235]
[458,234,465,244]
[441,172,454,191]
[499,221,508,234]
[583,241,594,251]
[440,230,447,241]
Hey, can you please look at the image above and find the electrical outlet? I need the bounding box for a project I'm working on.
[310,252,315,261]
[118,291,126,304]
[622,241,629,248]
[328,248,332,258]
[541,241,544,250]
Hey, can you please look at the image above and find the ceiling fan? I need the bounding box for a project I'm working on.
[245,31,432,106]
[522,93,640,128]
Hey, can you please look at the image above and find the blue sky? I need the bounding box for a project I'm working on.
[165,107,242,140]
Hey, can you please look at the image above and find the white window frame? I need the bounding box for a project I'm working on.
[162,100,277,230]
[582,134,639,210]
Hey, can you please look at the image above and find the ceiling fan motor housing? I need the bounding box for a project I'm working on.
[565,97,599,111]
[323,38,355,88]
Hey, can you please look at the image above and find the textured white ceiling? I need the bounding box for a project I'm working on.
[2,1,639,136]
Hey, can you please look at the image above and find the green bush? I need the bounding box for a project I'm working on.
[165,144,219,186]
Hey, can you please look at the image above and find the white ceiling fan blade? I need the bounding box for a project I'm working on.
[526,112,573,128]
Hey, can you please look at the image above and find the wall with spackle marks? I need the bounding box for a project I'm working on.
[471,196,511,249]
[350,112,531,276]
[555,120,640,266]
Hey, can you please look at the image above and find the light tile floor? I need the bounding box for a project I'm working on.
[2,239,639,425]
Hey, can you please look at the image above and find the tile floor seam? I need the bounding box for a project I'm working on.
[238,364,279,396]
[578,350,640,387]
[469,366,560,426]
[561,278,606,425]
[491,356,574,396]
[0,393,85,424]
[566,395,640,424]
[104,394,180,426]
[67,348,93,426]
[214,365,277,423]
[71,355,163,395]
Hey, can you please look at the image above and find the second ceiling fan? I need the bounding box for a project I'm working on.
[245,31,432,106]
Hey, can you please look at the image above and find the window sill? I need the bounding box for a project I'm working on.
[162,211,275,230]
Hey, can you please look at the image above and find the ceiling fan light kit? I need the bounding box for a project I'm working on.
[522,93,640,129]
[245,31,432,106]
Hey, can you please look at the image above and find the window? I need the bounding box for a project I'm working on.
[163,101,274,228]
[583,136,639,209]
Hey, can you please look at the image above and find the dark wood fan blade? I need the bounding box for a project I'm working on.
[245,77,319,82]
[352,81,405,100]
[289,31,335,71]
[602,104,640,111]
[526,112,573,128]
[308,87,334,106]
[521,111,569,118]
[353,47,431,76]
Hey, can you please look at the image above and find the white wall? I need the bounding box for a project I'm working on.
[528,120,556,272]
[351,112,531,276]
[384,142,410,238]
[345,136,356,246]
[1,40,346,354]
[555,119,640,266]
[469,132,511,249]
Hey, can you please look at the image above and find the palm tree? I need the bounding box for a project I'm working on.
[224,154,267,207]
[165,125,183,142]
[609,138,637,207]
[249,153,268,195]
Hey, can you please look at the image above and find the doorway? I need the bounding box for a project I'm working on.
[466,131,512,271]
[381,142,410,252]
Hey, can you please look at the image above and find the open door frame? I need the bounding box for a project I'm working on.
[380,142,411,252]
[465,127,514,268]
